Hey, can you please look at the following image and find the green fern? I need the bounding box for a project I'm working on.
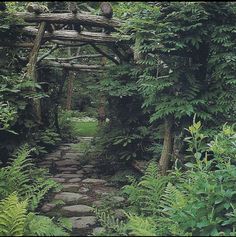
[159,182,187,216]
[0,145,33,198]
[24,215,70,236]
[94,207,126,235]
[0,192,28,236]
[26,178,60,211]
[123,161,169,215]
[0,145,61,210]
[125,213,157,236]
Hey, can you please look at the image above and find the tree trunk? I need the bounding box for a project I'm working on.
[159,117,174,175]
[26,21,46,124]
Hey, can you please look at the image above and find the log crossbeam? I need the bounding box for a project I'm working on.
[39,60,109,72]
[15,12,121,30]
[22,27,129,45]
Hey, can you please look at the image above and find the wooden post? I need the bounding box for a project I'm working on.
[26,21,47,124]
[98,56,106,126]
[66,48,74,111]
[66,46,80,110]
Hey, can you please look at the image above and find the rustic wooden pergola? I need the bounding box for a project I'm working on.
[0,2,133,123]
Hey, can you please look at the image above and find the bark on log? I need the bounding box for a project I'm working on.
[37,44,58,63]
[68,2,78,14]
[100,2,113,19]
[51,40,88,47]
[66,74,74,110]
[39,60,107,71]
[46,54,112,61]
[98,56,107,125]
[15,12,121,30]
[27,3,49,14]
[26,22,47,124]
[159,117,174,175]
[66,47,78,110]
[0,42,53,48]
[22,27,128,44]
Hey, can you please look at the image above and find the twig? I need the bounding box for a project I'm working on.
[37,44,58,63]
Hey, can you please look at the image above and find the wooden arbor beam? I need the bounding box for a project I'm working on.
[22,27,129,45]
[15,12,121,30]
[39,60,108,72]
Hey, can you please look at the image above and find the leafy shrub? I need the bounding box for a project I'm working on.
[30,128,61,156]
[0,101,17,134]
[95,122,236,236]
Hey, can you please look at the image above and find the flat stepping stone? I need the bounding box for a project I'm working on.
[64,153,79,159]
[62,184,81,192]
[94,189,109,196]
[59,146,71,151]
[79,137,93,140]
[61,205,93,216]
[55,160,78,167]
[44,156,59,161]
[41,203,56,213]
[56,174,81,179]
[63,143,76,146]
[69,216,97,229]
[76,170,85,175]
[57,167,78,171]
[51,177,66,183]
[82,178,107,184]
[54,192,88,204]
[68,178,82,183]
[78,187,90,193]
[83,165,94,169]
[49,151,61,157]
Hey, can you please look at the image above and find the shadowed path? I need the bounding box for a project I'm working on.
[37,137,124,236]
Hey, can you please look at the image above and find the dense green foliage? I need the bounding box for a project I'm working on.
[95,122,236,236]
[96,2,236,170]
[95,64,152,162]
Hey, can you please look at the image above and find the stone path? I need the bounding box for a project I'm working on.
[37,137,123,236]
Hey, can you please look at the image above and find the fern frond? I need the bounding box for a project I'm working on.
[125,213,156,236]
[26,178,60,211]
[25,215,69,236]
[94,207,126,235]
[0,192,28,236]
[159,182,187,216]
